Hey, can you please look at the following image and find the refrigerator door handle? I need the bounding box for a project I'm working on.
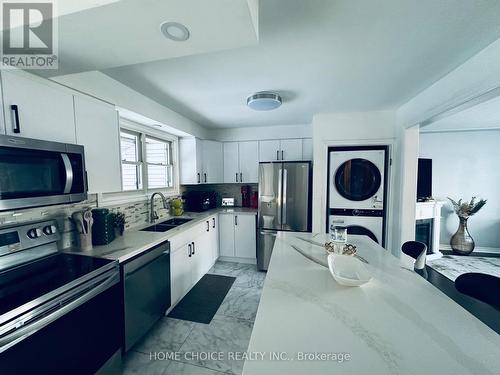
[260,231,277,236]
[277,168,283,225]
[282,168,288,225]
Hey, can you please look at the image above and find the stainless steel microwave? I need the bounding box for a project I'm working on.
[0,135,87,211]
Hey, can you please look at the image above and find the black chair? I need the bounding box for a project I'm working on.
[455,273,500,310]
[401,241,427,277]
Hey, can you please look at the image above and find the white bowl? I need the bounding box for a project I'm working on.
[327,254,372,287]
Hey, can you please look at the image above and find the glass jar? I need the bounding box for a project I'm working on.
[330,225,348,243]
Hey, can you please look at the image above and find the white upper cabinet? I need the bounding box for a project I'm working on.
[280,139,302,161]
[223,142,239,183]
[180,137,203,184]
[74,95,122,193]
[259,139,307,161]
[302,138,313,161]
[259,140,281,161]
[238,141,259,183]
[202,140,223,183]
[180,138,223,184]
[1,70,76,143]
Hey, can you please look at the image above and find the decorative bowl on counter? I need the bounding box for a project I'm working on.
[327,253,372,287]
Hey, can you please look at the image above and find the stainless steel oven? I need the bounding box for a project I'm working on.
[0,220,122,375]
[0,135,87,211]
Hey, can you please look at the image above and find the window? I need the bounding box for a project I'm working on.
[119,129,176,192]
[145,136,173,188]
[120,130,142,191]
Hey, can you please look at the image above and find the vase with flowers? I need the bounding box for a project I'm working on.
[448,197,487,255]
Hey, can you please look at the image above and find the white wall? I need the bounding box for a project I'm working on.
[208,124,311,142]
[311,111,398,253]
[52,71,209,139]
[420,130,500,249]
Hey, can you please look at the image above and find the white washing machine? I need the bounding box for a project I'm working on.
[329,149,386,210]
[329,214,383,245]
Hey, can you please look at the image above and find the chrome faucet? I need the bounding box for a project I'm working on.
[150,192,168,223]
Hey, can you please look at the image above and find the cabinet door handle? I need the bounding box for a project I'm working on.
[240,172,242,182]
[11,105,20,133]
[197,173,200,184]
[234,215,238,226]
[235,173,238,182]
[206,221,209,232]
[212,217,215,228]
[188,244,192,257]
[281,150,284,160]
[192,241,195,255]
[276,150,280,160]
[204,173,207,183]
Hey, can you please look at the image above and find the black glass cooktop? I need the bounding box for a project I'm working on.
[0,253,114,317]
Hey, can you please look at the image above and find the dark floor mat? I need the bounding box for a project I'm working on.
[168,274,236,324]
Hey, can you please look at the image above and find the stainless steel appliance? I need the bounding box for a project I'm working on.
[0,135,87,211]
[0,220,122,375]
[258,161,312,270]
[123,240,170,351]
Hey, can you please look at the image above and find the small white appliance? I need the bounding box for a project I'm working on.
[329,149,386,210]
[221,197,235,207]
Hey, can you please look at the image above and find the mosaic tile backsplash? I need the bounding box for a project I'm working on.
[180,183,258,207]
[0,194,177,250]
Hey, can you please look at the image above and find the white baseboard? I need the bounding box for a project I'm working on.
[440,244,500,254]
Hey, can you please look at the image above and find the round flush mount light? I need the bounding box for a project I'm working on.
[246,92,282,111]
[160,21,190,42]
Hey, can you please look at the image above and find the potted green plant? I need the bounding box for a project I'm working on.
[448,197,487,255]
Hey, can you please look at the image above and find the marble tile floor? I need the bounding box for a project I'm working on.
[121,261,266,375]
[428,255,500,281]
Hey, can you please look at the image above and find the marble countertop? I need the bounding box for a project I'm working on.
[65,207,256,263]
[242,232,500,375]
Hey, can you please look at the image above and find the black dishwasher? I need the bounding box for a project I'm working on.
[122,240,170,352]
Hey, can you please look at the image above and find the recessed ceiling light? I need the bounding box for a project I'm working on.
[247,92,282,111]
[160,22,190,42]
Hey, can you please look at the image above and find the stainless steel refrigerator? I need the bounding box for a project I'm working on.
[257,161,312,270]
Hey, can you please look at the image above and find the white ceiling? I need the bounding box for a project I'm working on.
[421,95,500,132]
[37,0,258,76]
[48,0,500,129]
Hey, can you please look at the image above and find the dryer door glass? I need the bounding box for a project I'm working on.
[347,225,379,244]
[335,158,381,201]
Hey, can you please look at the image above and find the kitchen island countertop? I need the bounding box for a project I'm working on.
[242,232,500,375]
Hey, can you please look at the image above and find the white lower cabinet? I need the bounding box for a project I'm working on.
[219,213,236,257]
[169,215,219,306]
[218,213,257,260]
[170,240,193,306]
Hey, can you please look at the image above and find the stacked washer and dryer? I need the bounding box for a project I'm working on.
[327,146,388,246]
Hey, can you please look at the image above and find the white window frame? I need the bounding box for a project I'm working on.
[120,129,143,191]
[144,135,174,190]
[102,119,180,205]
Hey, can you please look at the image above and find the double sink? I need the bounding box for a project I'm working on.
[140,217,193,233]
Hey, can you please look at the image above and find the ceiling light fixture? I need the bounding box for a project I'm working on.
[160,21,190,42]
[247,92,282,111]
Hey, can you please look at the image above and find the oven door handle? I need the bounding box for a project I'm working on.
[61,153,73,194]
[0,270,119,354]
